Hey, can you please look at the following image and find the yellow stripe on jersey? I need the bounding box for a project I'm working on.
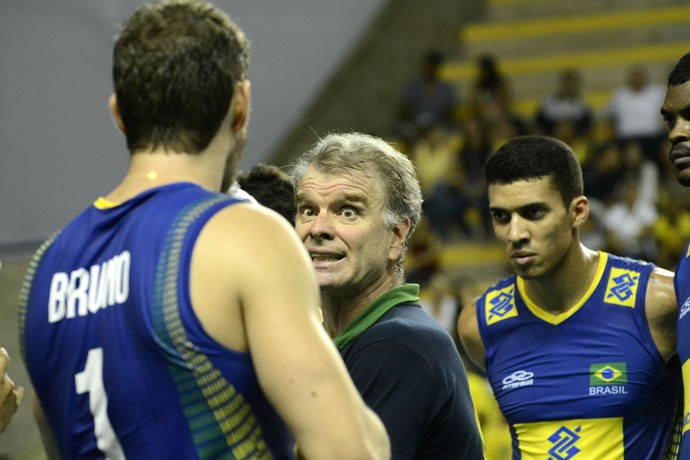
[519,252,607,325]
[514,417,623,459]
[94,197,121,209]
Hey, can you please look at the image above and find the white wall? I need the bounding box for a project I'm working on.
[0,0,385,249]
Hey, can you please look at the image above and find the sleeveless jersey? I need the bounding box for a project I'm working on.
[675,241,690,458]
[19,183,293,459]
[476,252,680,459]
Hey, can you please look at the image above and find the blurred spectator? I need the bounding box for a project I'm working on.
[468,54,530,153]
[653,189,690,270]
[582,141,626,206]
[602,65,667,169]
[420,271,459,336]
[410,123,471,241]
[457,117,492,237]
[405,214,443,287]
[487,112,528,152]
[602,177,658,260]
[534,68,594,138]
[468,54,511,123]
[399,49,458,147]
[621,140,659,209]
[552,118,591,165]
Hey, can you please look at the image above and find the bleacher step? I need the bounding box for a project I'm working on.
[486,0,684,21]
[464,5,690,43]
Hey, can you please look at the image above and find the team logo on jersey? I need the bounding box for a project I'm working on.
[547,425,581,460]
[604,268,639,308]
[680,296,690,320]
[515,418,623,458]
[501,370,534,390]
[589,362,628,396]
[485,285,517,325]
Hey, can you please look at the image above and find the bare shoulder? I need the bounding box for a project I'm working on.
[202,202,318,299]
[457,299,486,371]
[189,202,319,351]
[646,266,676,313]
[211,202,299,245]
[200,202,309,268]
[458,300,478,335]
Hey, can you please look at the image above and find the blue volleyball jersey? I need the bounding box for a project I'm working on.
[675,241,690,458]
[19,183,294,459]
[476,252,680,459]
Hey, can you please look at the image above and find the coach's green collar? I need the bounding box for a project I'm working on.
[333,284,420,350]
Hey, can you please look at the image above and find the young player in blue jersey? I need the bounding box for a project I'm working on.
[290,133,485,459]
[458,135,681,459]
[18,1,389,459]
[661,50,690,459]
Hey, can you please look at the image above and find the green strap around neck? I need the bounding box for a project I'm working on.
[332,284,420,350]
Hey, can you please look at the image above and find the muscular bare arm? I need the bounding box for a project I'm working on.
[192,204,389,459]
[457,301,487,372]
[645,267,678,364]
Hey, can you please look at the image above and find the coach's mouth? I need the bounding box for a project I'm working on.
[309,251,344,267]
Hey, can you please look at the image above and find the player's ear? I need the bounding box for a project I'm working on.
[108,93,126,134]
[571,195,589,228]
[231,80,251,133]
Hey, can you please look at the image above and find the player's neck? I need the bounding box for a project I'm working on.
[105,117,241,203]
[523,244,599,315]
[105,142,231,203]
[105,152,220,203]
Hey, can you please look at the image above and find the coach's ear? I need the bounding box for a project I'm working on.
[108,93,126,134]
[388,216,411,264]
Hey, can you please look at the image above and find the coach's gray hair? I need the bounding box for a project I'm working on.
[290,132,423,279]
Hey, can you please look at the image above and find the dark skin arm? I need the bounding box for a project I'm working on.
[645,267,678,364]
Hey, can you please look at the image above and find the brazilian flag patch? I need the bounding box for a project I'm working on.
[589,362,627,385]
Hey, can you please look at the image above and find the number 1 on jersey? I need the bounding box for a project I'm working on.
[75,347,126,459]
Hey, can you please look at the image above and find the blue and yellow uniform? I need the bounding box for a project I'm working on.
[19,183,294,459]
[675,241,690,457]
[476,252,680,459]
